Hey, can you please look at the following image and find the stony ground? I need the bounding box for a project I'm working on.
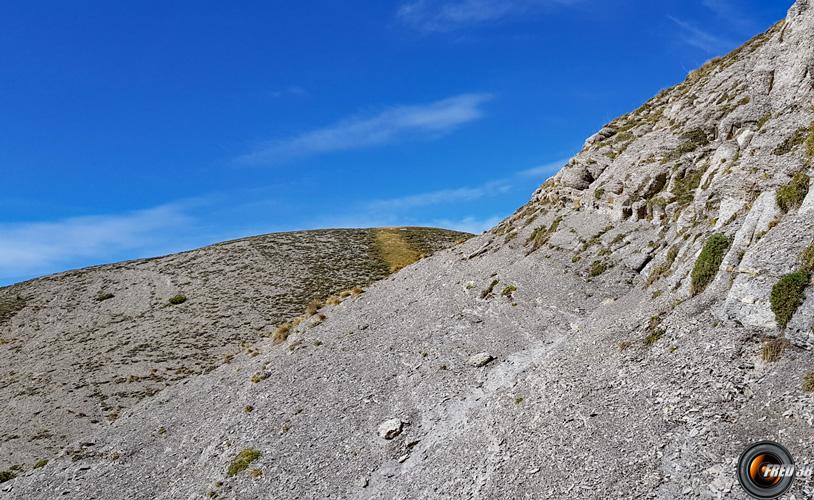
[4,1,814,498]
[0,228,468,474]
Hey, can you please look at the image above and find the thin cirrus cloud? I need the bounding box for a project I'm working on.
[397,0,582,32]
[669,16,735,55]
[236,93,493,165]
[0,204,195,283]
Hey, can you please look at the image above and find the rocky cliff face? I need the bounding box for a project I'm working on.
[3,2,814,499]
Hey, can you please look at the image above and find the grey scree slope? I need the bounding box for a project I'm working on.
[0,228,468,474]
[5,1,814,498]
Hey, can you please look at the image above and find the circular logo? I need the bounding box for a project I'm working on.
[737,441,795,499]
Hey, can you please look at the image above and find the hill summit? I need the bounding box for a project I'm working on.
[4,1,814,498]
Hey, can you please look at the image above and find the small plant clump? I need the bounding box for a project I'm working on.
[168,294,187,305]
[690,234,730,295]
[803,372,814,392]
[761,337,788,363]
[773,127,808,156]
[272,322,292,344]
[807,120,814,160]
[770,271,810,328]
[588,260,608,277]
[776,172,810,213]
[33,459,48,469]
[227,448,261,477]
[0,470,15,483]
[644,316,666,346]
[802,242,814,273]
[646,245,680,286]
[95,292,115,302]
[250,372,269,384]
[480,279,499,299]
[501,285,517,298]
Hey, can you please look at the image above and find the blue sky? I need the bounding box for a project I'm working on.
[0,0,791,285]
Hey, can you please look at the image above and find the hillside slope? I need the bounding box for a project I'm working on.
[5,1,814,498]
[0,227,469,474]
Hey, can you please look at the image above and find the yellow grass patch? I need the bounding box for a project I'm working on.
[374,228,423,273]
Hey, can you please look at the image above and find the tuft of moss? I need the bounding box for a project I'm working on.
[594,188,605,200]
[168,294,187,305]
[776,172,810,213]
[501,285,517,298]
[663,128,709,163]
[761,337,788,363]
[690,234,730,295]
[227,448,261,477]
[803,372,814,392]
[770,271,810,328]
[33,459,48,469]
[250,372,269,384]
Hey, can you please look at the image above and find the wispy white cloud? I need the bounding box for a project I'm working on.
[701,0,754,29]
[518,158,568,178]
[367,181,512,211]
[269,85,308,98]
[669,16,735,54]
[423,215,503,233]
[397,0,581,32]
[236,93,492,165]
[0,204,196,282]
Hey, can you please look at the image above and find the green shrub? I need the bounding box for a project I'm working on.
[501,285,517,298]
[690,234,730,295]
[227,448,261,477]
[776,172,810,213]
[594,188,605,200]
[168,294,187,305]
[770,271,810,328]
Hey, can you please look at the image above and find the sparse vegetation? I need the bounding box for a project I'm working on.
[803,242,814,273]
[691,234,730,295]
[594,188,605,200]
[761,337,788,363]
[168,294,187,305]
[227,448,261,477]
[0,292,26,325]
[773,127,808,156]
[250,372,269,384]
[776,172,810,213]
[770,271,810,328]
[249,468,263,479]
[33,459,48,469]
[672,168,706,207]
[526,217,563,253]
[95,292,115,302]
[644,316,666,346]
[480,279,499,299]
[807,121,814,161]
[272,322,292,344]
[803,372,814,392]
[589,260,608,277]
[243,405,254,414]
[501,285,517,298]
[647,245,679,286]
[663,128,709,163]
[0,470,15,483]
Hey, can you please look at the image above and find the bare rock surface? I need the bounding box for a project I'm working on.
[5,1,814,498]
[0,228,468,473]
